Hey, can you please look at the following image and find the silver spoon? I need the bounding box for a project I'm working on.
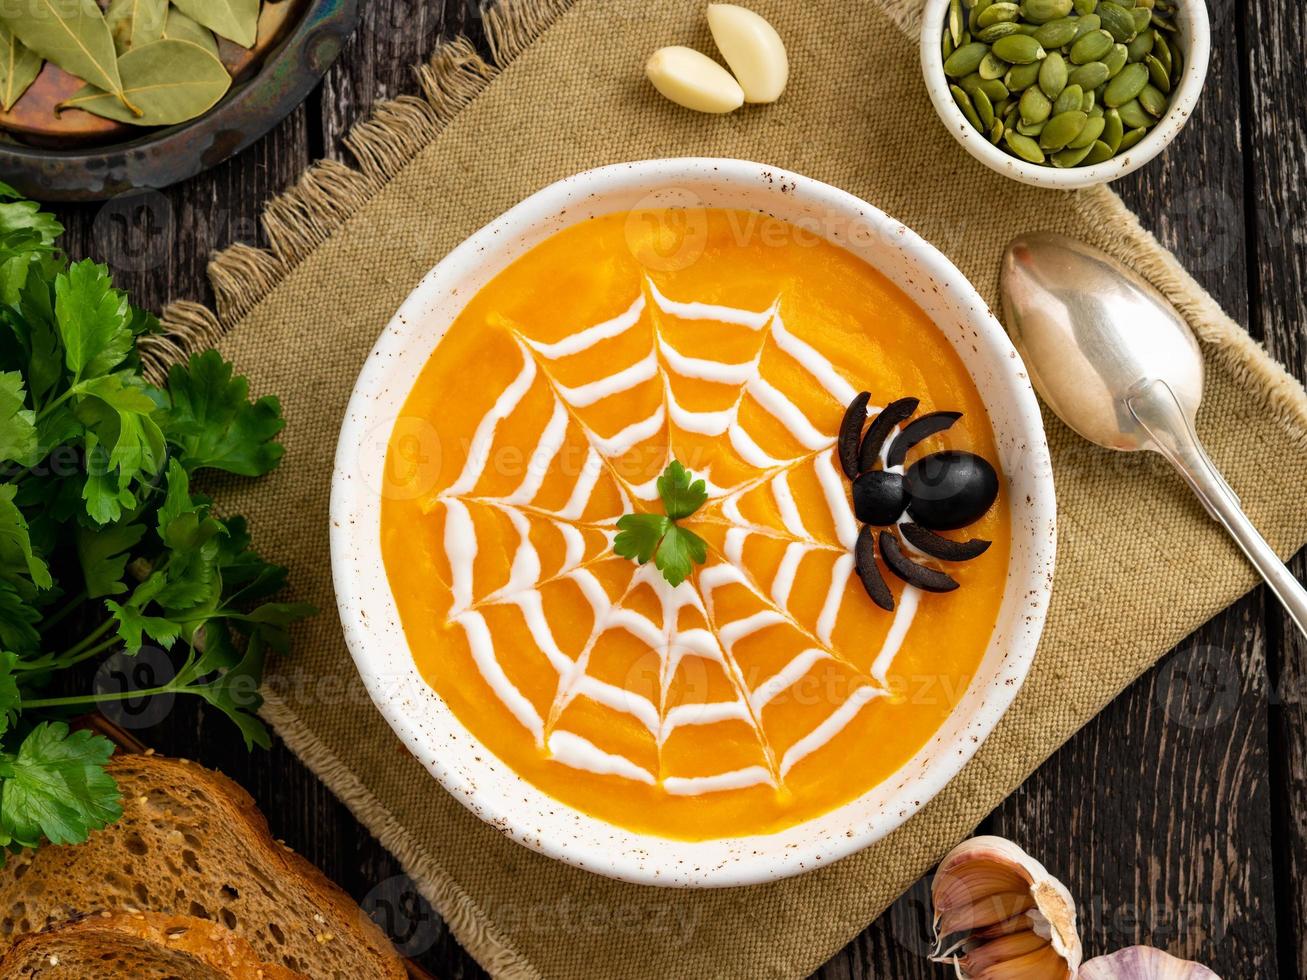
[1000,232,1307,639]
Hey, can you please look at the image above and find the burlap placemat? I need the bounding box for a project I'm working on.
[146,0,1307,976]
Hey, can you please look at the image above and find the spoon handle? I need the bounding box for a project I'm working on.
[1128,380,1307,640]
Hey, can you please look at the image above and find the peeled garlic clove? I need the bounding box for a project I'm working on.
[1080,946,1221,980]
[706,3,789,103]
[645,46,744,113]
[930,836,1082,980]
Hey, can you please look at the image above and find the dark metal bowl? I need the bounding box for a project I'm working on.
[0,0,359,202]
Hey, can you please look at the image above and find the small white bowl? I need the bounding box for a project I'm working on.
[921,0,1210,189]
[330,159,1057,887]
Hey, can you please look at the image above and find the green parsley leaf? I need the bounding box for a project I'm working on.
[0,721,122,848]
[55,260,133,382]
[657,459,708,520]
[614,460,710,586]
[76,520,146,598]
[190,630,271,750]
[654,524,707,587]
[105,597,181,652]
[0,371,38,468]
[0,485,50,592]
[0,652,20,738]
[613,513,671,564]
[161,350,285,477]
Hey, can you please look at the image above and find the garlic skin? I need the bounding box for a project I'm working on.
[705,3,788,103]
[645,46,744,114]
[1080,946,1221,980]
[930,836,1082,979]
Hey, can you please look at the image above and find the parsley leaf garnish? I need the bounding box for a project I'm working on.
[614,460,709,587]
[0,185,312,861]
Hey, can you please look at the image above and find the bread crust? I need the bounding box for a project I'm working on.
[0,911,304,978]
[0,755,406,980]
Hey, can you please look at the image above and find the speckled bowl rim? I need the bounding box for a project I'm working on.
[330,158,1057,888]
[920,0,1210,189]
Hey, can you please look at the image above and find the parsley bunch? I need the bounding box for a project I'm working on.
[614,461,709,586]
[0,183,310,861]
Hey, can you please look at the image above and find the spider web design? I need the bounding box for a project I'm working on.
[429,279,921,796]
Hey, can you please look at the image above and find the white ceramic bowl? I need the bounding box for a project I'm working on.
[921,0,1210,189]
[330,159,1057,887]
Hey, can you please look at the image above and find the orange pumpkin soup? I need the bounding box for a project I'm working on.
[380,209,1009,840]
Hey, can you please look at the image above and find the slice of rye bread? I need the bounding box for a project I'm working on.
[0,911,304,978]
[0,755,406,979]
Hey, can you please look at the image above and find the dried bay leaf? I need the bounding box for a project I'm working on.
[169,0,258,49]
[61,38,231,126]
[105,0,167,55]
[0,25,42,111]
[0,0,136,113]
[160,7,218,57]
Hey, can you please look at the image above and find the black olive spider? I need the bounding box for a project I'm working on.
[836,392,999,611]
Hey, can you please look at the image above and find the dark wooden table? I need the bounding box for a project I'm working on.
[48,1,1305,976]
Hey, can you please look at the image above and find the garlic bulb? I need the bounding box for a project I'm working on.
[705,3,788,103]
[930,836,1082,979]
[1080,946,1221,979]
[645,46,744,114]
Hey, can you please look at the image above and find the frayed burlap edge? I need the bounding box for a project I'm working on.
[146,0,1307,977]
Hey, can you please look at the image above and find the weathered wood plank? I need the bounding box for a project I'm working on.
[1239,0,1307,975]
[816,7,1277,976]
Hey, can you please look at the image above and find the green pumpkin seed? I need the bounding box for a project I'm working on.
[1020,0,1074,25]
[950,84,985,130]
[1005,131,1047,162]
[1117,98,1153,128]
[1039,109,1088,149]
[1069,29,1113,63]
[1020,84,1053,123]
[1006,61,1043,90]
[1068,60,1111,88]
[1103,107,1124,150]
[1072,13,1102,38]
[1053,142,1095,166]
[950,0,966,45]
[993,34,1047,63]
[1068,114,1106,147]
[1052,82,1083,115]
[1038,51,1068,96]
[978,21,1024,42]
[979,52,1011,78]
[1138,82,1167,116]
[945,41,991,77]
[1118,126,1148,151]
[1153,31,1173,74]
[1082,139,1116,164]
[1126,28,1155,61]
[967,0,993,32]
[1033,17,1079,48]
[1097,1,1137,42]
[978,2,1022,28]
[938,0,1177,169]
[1146,53,1170,91]
[1103,42,1129,76]
[1104,61,1148,106]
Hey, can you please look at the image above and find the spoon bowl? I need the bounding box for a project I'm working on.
[1000,233,1203,451]
[1001,232,1307,639]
